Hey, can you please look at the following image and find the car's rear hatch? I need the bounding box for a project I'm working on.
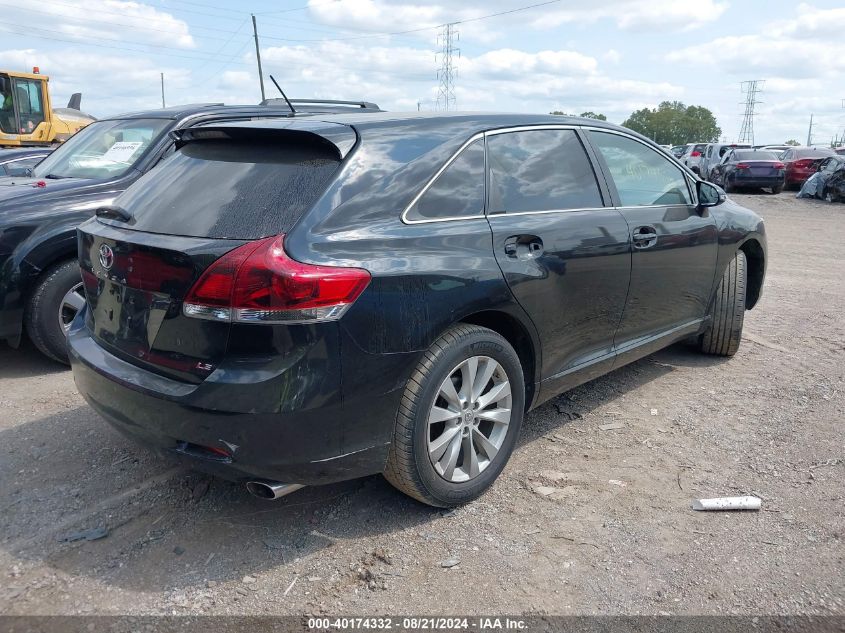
[78,121,357,383]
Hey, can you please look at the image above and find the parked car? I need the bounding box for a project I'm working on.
[780,147,836,189]
[799,156,845,200]
[821,163,845,202]
[68,113,767,507]
[680,143,708,173]
[0,148,51,176]
[670,145,686,158]
[700,143,752,181]
[708,149,784,194]
[0,100,381,363]
[835,147,845,156]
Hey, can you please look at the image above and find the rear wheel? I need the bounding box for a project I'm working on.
[384,324,525,507]
[723,177,734,194]
[699,251,746,357]
[25,260,84,364]
[771,184,783,194]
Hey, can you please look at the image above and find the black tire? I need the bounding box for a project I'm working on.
[771,184,783,194]
[699,251,746,357]
[25,260,83,364]
[384,324,525,507]
[723,177,734,194]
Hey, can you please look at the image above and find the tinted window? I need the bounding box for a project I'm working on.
[116,139,340,239]
[4,156,43,176]
[590,131,692,206]
[796,148,835,158]
[406,139,484,221]
[734,151,778,160]
[693,144,707,153]
[487,129,602,213]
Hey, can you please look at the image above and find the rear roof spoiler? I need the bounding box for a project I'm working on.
[170,120,358,160]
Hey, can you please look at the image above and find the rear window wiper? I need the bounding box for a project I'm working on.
[95,205,133,222]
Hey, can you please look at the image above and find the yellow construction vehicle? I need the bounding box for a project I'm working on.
[0,67,95,148]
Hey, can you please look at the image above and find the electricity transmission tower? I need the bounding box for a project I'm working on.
[435,23,459,111]
[737,80,764,144]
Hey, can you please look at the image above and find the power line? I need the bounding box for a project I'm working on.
[738,80,763,145]
[251,0,564,43]
[435,23,459,111]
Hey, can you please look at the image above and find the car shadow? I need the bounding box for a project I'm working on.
[0,342,730,595]
[0,341,68,379]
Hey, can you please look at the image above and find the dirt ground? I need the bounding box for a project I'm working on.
[0,193,842,618]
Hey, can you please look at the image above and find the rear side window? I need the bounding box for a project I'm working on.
[487,129,603,213]
[405,139,485,221]
[590,131,692,207]
[115,139,340,239]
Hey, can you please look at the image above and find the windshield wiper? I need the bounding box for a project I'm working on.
[43,174,66,179]
[95,205,132,222]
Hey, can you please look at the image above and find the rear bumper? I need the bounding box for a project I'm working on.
[786,170,813,185]
[68,317,409,486]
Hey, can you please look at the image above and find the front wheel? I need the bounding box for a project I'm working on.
[384,324,525,507]
[25,260,84,364]
[699,251,746,357]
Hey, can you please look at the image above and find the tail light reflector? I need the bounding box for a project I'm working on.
[183,235,371,324]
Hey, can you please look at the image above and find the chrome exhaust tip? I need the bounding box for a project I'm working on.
[245,480,304,500]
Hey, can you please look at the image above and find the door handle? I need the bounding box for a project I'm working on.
[504,235,544,259]
[632,226,658,249]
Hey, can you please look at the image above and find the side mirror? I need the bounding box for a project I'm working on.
[698,180,726,207]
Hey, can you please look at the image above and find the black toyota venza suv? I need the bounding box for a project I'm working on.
[69,113,766,507]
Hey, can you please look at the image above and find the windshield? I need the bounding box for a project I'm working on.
[32,118,170,180]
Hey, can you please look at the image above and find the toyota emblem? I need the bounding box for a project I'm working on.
[98,244,115,270]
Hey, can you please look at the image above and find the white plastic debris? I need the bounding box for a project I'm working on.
[691,496,761,511]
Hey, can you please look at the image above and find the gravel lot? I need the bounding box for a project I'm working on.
[0,193,842,617]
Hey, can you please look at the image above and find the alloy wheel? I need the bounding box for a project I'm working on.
[426,355,512,483]
[59,282,85,334]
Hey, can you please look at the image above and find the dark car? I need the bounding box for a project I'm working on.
[0,100,381,363]
[781,147,836,188]
[708,149,785,193]
[68,113,766,507]
[820,158,845,202]
[0,148,51,176]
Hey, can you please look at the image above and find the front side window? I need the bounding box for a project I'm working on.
[32,118,170,180]
[590,131,692,207]
[487,129,603,213]
[405,139,485,221]
[14,79,45,133]
[4,156,44,176]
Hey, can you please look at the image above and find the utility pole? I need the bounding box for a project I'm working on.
[435,23,459,111]
[738,80,763,145]
[251,14,266,102]
[807,113,814,147]
[160,73,165,108]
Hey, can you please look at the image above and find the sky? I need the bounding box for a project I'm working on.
[1,0,843,145]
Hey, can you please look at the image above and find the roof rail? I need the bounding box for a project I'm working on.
[261,98,381,110]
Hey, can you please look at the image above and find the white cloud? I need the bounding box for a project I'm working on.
[0,0,195,49]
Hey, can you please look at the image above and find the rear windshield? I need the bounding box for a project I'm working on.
[693,144,707,153]
[796,148,835,158]
[734,151,778,160]
[114,139,340,239]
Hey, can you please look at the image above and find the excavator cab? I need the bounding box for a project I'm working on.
[0,69,94,147]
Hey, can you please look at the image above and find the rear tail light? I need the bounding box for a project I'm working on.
[691,151,701,157]
[183,235,371,324]
[793,159,814,169]
[736,163,750,169]
[773,162,784,169]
